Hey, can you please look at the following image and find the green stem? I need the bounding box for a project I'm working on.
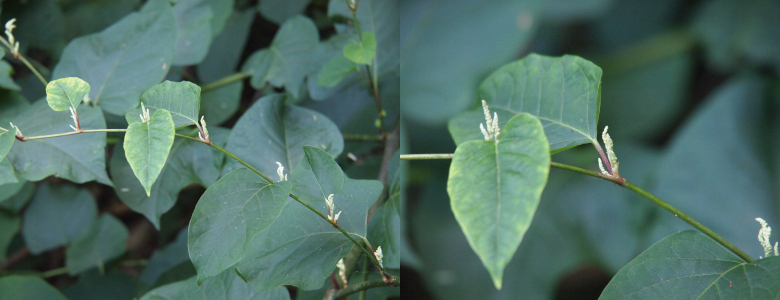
[18,127,391,275]
[327,278,400,300]
[550,162,754,263]
[345,0,363,41]
[42,267,68,278]
[400,153,454,160]
[200,72,250,93]
[120,259,148,267]
[19,129,127,141]
[343,0,385,140]
[621,180,754,262]
[343,134,383,142]
[358,253,369,300]
[0,36,48,86]
[402,153,755,263]
[178,133,387,273]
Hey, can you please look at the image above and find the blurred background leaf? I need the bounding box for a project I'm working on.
[403,0,780,298]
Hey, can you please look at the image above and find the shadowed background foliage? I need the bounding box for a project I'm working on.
[401,0,780,298]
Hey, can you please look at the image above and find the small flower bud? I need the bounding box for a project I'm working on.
[198,116,209,142]
[336,258,348,287]
[479,100,501,142]
[139,103,150,123]
[374,246,384,269]
[757,217,775,258]
[276,162,287,182]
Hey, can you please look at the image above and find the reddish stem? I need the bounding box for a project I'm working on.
[593,141,613,175]
[331,273,341,290]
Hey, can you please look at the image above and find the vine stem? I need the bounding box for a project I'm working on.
[200,72,250,93]
[0,35,47,86]
[18,128,390,275]
[343,0,385,141]
[326,278,400,300]
[343,134,383,142]
[401,153,755,263]
[400,153,453,160]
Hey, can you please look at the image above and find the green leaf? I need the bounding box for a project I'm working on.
[0,276,68,300]
[448,113,551,289]
[170,0,214,65]
[289,146,345,205]
[204,0,233,36]
[198,10,255,84]
[0,211,20,263]
[329,0,398,79]
[411,172,589,299]
[343,32,376,65]
[223,94,343,180]
[140,229,190,290]
[22,184,98,254]
[0,61,20,91]
[401,0,542,125]
[692,0,780,72]
[368,152,401,269]
[125,81,201,128]
[45,77,90,111]
[201,81,241,125]
[317,55,356,87]
[111,128,227,228]
[0,127,16,164]
[258,0,311,24]
[188,169,293,283]
[241,16,318,98]
[140,269,290,300]
[52,0,177,115]
[448,54,603,153]
[7,101,112,185]
[61,1,139,40]
[66,214,129,275]
[601,231,780,299]
[0,180,33,212]
[124,109,176,197]
[0,158,17,185]
[235,148,383,291]
[62,271,138,300]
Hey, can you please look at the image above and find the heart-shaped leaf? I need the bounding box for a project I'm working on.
[235,147,383,291]
[317,55,356,87]
[188,169,292,283]
[343,32,376,65]
[601,231,780,299]
[45,77,90,111]
[448,113,551,289]
[449,54,602,153]
[241,16,318,98]
[124,109,175,196]
[110,127,228,229]
[125,81,201,128]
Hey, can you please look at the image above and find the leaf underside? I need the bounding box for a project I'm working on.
[448,113,551,289]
